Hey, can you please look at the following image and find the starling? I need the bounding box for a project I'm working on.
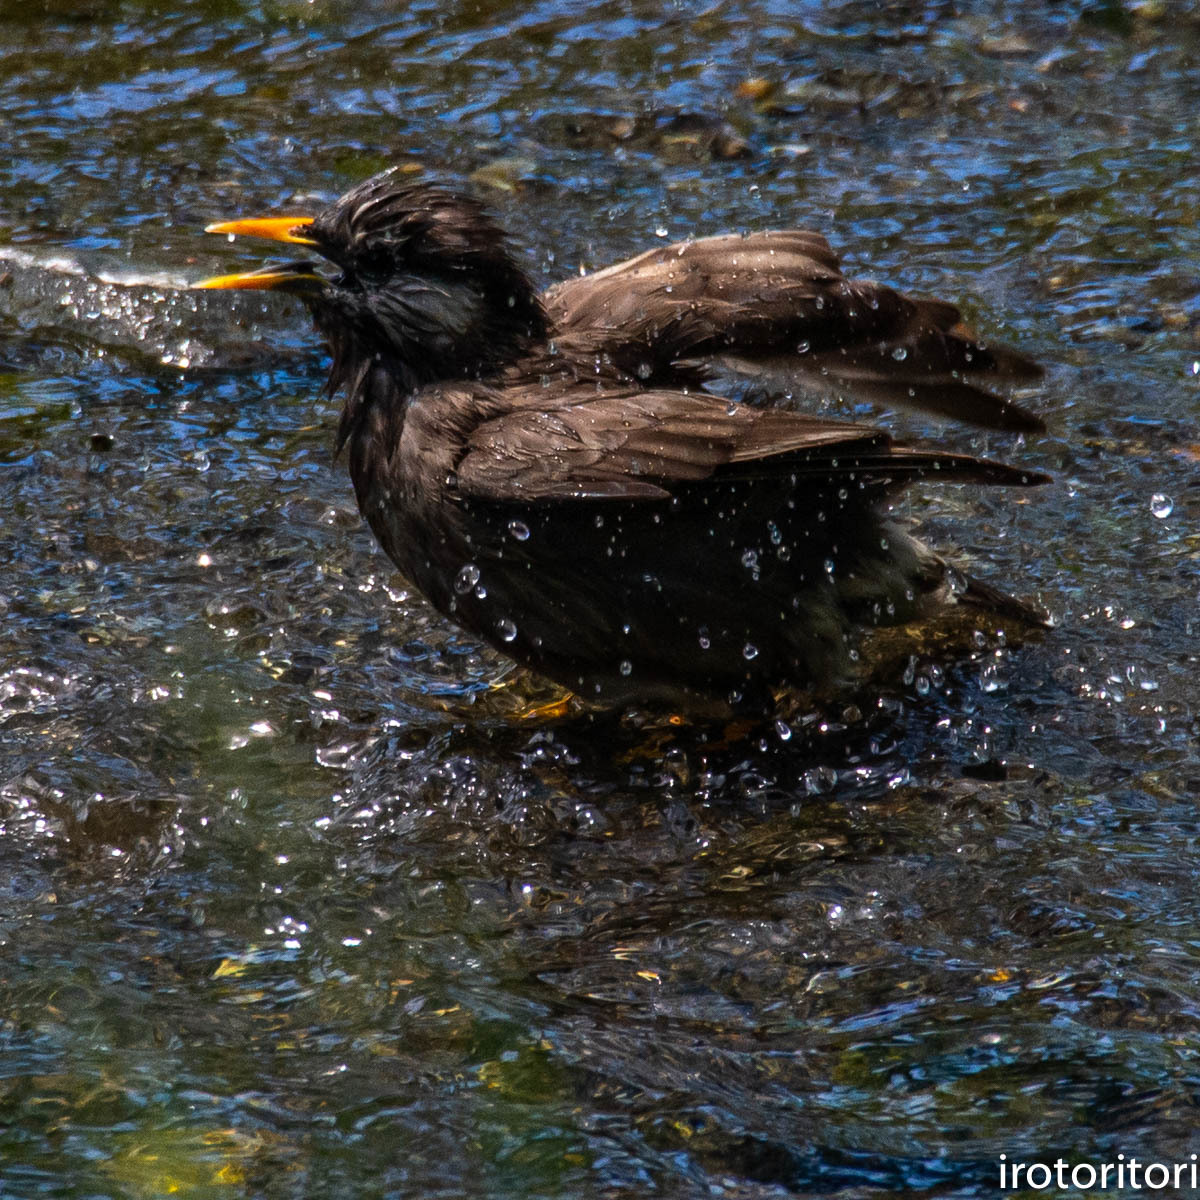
[196,168,1048,710]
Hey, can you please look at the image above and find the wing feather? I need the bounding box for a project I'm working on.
[452,386,1047,504]
[545,230,1044,432]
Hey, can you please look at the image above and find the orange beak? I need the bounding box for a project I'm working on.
[203,216,317,245]
[192,262,327,294]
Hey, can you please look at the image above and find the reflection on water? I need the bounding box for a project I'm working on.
[2,1,1200,1195]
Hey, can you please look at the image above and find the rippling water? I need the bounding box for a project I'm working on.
[3,1,1200,1196]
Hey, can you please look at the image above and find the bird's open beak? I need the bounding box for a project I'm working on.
[204,216,317,245]
[195,213,327,292]
[192,261,328,294]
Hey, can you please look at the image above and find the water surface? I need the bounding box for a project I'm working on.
[2,1,1200,1196]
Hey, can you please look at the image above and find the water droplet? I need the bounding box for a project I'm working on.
[618,659,633,676]
[891,346,908,361]
[742,642,759,660]
[508,519,531,540]
[698,627,711,650]
[655,225,669,238]
[803,765,837,794]
[496,618,518,642]
[1151,493,1173,519]
[454,564,481,595]
[635,361,653,380]
[796,340,810,354]
[775,719,792,741]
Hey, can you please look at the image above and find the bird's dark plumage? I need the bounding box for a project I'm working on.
[544,230,1045,433]
[197,168,1049,710]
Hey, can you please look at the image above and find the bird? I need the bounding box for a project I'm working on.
[195,167,1049,713]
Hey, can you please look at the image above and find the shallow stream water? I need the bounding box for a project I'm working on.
[3,2,1200,1196]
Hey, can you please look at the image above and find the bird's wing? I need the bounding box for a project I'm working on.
[452,385,1047,504]
[544,231,1043,433]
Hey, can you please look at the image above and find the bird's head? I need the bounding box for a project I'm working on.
[195,169,549,391]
